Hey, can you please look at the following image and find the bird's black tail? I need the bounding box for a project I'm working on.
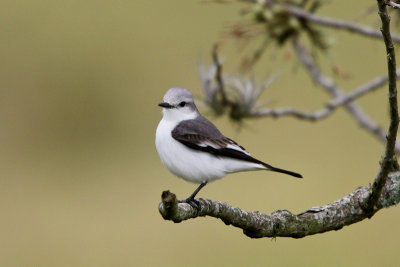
[262,162,303,178]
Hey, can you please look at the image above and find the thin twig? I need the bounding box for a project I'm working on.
[387,1,400,9]
[212,44,231,106]
[328,70,400,108]
[253,107,330,120]
[242,0,400,43]
[292,38,400,153]
[253,69,400,122]
[367,0,399,212]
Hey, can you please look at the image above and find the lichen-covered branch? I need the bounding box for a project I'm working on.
[367,0,400,211]
[159,172,400,238]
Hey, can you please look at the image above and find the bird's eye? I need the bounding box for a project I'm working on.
[178,101,186,107]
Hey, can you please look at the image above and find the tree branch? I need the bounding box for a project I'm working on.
[328,70,398,108]
[158,0,400,239]
[387,1,400,9]
[292,38,400,153]
[212,44,231,106]
[242,0,400,42]
[366,0,400,212]
[159,172,400,238]
[252,69,400,121]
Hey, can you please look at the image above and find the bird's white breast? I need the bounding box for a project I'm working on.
[155,116,262,184]
[156,117,222,183]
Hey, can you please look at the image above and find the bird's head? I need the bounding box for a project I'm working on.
[158,88,199,122]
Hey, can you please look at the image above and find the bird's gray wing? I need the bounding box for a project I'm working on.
[171,116,303,178]
[171,116,264,164]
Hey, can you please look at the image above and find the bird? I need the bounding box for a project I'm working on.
[155,87,302,209]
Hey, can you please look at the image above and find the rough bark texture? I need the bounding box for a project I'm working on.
[159,172,400,238]
[366,0,400,212]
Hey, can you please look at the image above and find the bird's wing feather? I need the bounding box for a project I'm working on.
[171,116,303,178]
[171,116,265,165]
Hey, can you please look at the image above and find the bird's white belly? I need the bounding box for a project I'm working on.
[155,118,261,183]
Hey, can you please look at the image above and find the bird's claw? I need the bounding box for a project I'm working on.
[180,197,202,211]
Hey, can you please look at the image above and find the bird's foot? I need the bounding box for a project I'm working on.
[179,197,201,211]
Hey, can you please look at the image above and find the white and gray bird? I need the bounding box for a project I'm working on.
[155,88,302,208]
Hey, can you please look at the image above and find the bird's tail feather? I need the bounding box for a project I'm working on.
[262,162,302,178]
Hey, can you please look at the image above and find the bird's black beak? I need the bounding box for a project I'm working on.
[158,102,174,109]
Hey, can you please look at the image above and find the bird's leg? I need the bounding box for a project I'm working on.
[180,181,207,210]
[187,181,208,200]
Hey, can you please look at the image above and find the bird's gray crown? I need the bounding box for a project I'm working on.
[163,88,194,105]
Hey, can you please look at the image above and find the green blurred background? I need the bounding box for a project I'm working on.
[1,0,399,266]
